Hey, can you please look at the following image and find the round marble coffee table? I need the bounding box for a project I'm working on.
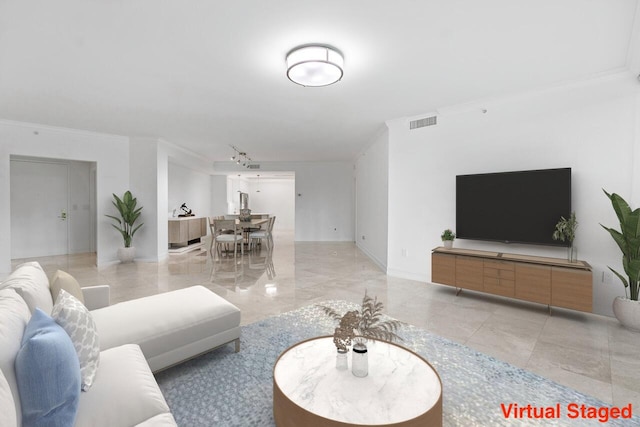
[273,336,442,427]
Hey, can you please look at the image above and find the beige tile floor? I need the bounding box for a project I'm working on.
[12,231,640,409]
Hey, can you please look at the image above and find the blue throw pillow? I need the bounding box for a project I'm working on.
[15,308,81,427]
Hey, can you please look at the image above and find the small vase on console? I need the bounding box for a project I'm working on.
[336,349,348,370]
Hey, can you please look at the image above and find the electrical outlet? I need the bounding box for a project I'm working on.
[402,249,408,257]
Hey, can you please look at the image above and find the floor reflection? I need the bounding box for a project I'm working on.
[209,244,276,291]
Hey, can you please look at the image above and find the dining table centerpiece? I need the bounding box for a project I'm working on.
[318,291,404,377]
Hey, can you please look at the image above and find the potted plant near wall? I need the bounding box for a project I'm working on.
[441,229,455,249]
[106,190,144,263]
[552,211,578,262]
[601,190,640,331]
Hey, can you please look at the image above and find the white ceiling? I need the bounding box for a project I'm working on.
[0,1,638,163]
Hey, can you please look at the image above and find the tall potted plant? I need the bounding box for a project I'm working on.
[601,190,640,331]
[106,191,144,263]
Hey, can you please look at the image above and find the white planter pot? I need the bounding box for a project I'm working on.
[613,296,640,332]
[117,247,135,263]
[443,240,453,249]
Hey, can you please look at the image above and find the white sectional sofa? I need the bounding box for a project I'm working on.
[0,261,241,427]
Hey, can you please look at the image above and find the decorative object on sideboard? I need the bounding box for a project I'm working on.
[178,203,194,217]
[105,191,144,263]
[441,229,456,249]
[552,211,578,262]
[601,189,640,331]
[318,291,404,377]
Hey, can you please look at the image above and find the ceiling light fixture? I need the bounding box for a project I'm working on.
[229,145,253,169]
[286,45,344,87]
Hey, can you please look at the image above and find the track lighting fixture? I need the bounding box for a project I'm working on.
[229,145,253,169]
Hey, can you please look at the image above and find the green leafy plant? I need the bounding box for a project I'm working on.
[601,190,640,301]
[552,212,578,244]
[318,291,404,350]
[105,191,144,248]
[441,229,455,241]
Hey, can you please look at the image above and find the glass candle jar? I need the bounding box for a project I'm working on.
[336,348,348,370]
[352,343,368,377]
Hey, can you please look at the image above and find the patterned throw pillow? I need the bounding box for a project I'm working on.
[51,290,100,391]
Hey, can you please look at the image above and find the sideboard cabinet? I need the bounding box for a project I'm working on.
[168,217,207,248]
[431,247,592,312]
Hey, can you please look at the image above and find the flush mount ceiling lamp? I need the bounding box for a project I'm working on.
[286,45,344,87]
[229,145,252,168]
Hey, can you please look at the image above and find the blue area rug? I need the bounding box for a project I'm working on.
[155,301,640,426]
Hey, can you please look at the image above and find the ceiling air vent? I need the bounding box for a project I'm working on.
[247,164,261,169]
[409,116,437,130]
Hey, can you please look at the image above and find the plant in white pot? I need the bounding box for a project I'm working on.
[441,229,455,249]
[106,190,144,263]
[552,212,578,262]
[601,190,640,331]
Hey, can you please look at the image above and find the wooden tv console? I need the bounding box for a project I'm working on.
[431,247,592,312]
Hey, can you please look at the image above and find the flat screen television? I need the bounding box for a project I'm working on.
[456,168,571,246]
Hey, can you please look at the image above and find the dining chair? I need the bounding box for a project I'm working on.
[208,216,227,253]
[249,216,275,251]
[211,219,244,261]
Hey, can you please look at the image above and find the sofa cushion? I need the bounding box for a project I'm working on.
[50,270,85,305]
[16,308,81,427]
[0,288,31,426]
[0,368,17,427]
[52,289,100,391]
[75,344,173,427]
[0,262,53,314]
[91,285,241,371]
[135,413,178,427]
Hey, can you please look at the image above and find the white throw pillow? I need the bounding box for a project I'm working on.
[0,367,17,427]
[51,289,100,391]
[0,262,53,314]
[0,288,31,426]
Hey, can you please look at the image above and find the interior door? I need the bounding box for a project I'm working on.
[10,159,69,258]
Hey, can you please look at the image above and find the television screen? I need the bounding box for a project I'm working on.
[456,168,571,246]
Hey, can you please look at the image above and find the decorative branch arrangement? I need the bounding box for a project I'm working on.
[318,291,404,351]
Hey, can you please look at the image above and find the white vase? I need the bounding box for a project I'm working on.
[117,247,135,263]
[613,296,640,332]
[443,240,453,249]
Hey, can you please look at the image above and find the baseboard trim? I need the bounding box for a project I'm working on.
[386,268,428,283]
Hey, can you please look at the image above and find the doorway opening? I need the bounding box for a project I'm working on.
[10,156,97,262]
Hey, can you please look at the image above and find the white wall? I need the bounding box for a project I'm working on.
[129,138,164,263]
[246,178,295,231]
[384,74,640,316]
[355,127,389,270]
[0,120,129,274]
[211,175,228,217]
[68,160,93,254]
[213,161,355,241]
[168,162,212,218]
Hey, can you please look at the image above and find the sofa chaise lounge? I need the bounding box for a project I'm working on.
[0,261,241,426]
